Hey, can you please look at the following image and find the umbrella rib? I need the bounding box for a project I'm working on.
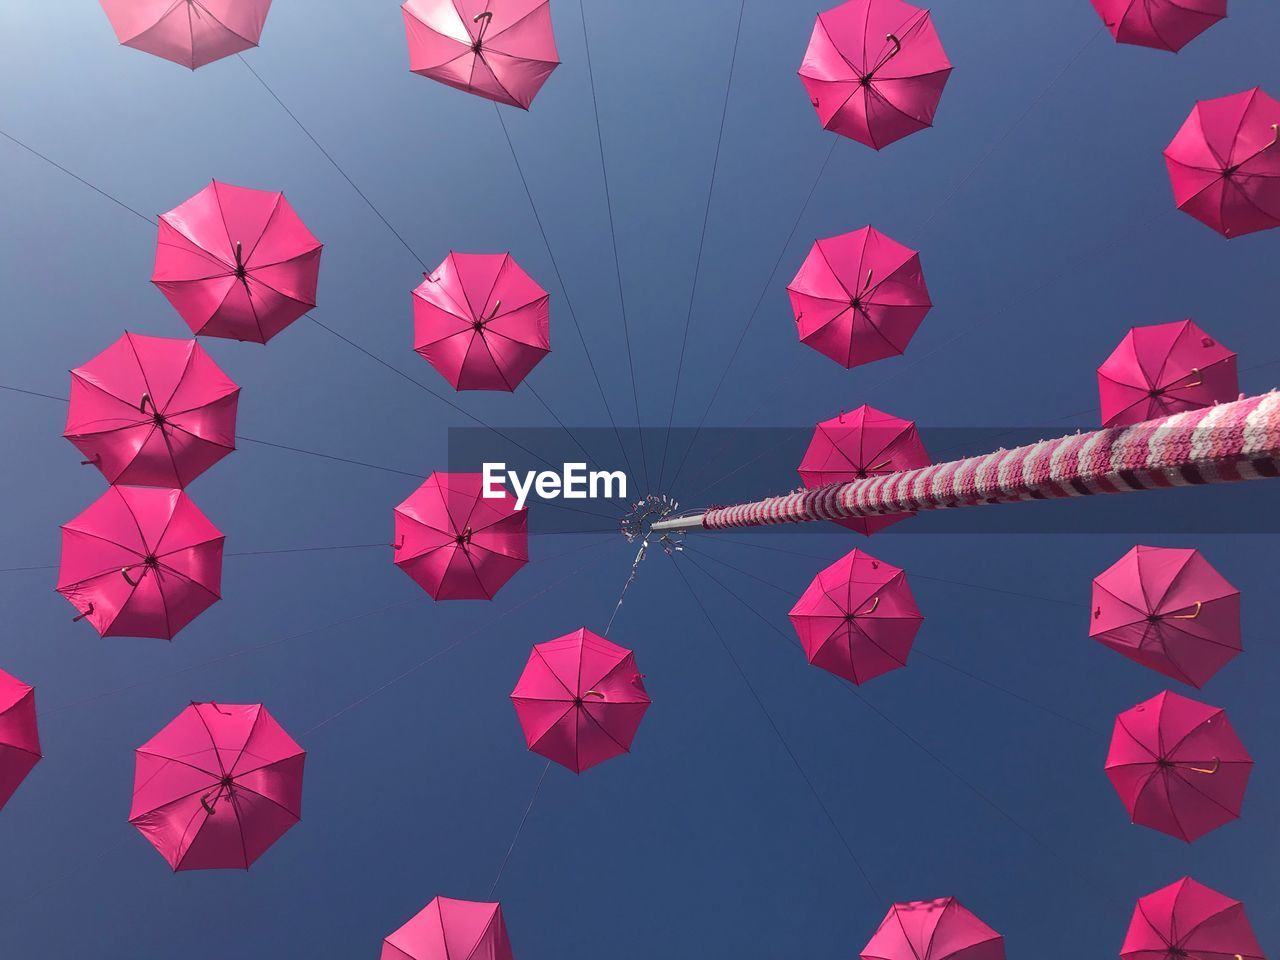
[232,774,304,823]
[226,707,266,779]
[190,704,230,779]
[226,788,252,870]
[529,646,578,700]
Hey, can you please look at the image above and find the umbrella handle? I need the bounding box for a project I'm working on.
[1268,123,1279,151]
[139,392,153,414]
[120,566,139,587]
[1170,601,1202,620]
[473,10,494,45]
[884,34,901,62]
[864,458,894,473]
[392,535,404,550]
[1185,757,1220,775]
[233,240,247,278]
[201,792,217,815]
[582,690,606,700]
[861,267,875,294]
[854,595,880,617]
[80,453,101,466]
[72,603,94,623]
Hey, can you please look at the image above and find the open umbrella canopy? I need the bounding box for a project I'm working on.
[1106,690,1253,843]
[1090,0,1227,53]
[510,627,651,774]
[402,0,560,110]
[1097,320,1238,427]
[798,0,952,149]
[861,898,1005,960]
[382,898,513,960]
[129,701,304,871]
[153,180,323,344]
[393,472,528,600]
[789,226,931,369]
[789,548,924,685]
[413,251,551,391]
[99,0,273,69]
[1090,545,1241,688]
[0,668,40,813]
[1164,87,1280,238]
[1121,876,1265,960]
[65,332,239,488]
[797,404,931,535]
[56,486,224,639]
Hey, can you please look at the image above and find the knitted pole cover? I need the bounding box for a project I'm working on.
[702,392,1280,530]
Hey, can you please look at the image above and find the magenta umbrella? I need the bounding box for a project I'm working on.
[402,0,560,109]
[1106,690,1253,843]
[789,226,932,368]
[510,627,651,774]
[413,252,551,391]
[153,181,323,343]
[129,701,304,870]
[1091,545,1241,688]
[798,405,931,535]
[383,898,513,960]
[861,898,1005,960]
[1090,0,1226,53]
[65,332,239,488]
[1097,320,1237,427]
[0,668,41,812]
[393,473,528,600]
[1165,87,1280,238]
[799,0,952,150]
[99,0,273,69]
[789,548,924,685]
[57,486,224,639]
[1122,877,1265,960]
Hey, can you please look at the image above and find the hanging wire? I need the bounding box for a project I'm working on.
[665,136,840,495]
[40,535,616,721]
[0,382,616,526]
[489,759,552,898]
[579,0,650,492]
[677,550,1117,899]
[0,129,155,226]
[237,55,428,270]
[302,537,623,737]
[684,543,1102,735]
[656,0,748,491]
[668,27,1114,499]
[0,115,605,509]
[494,104,636,483]
[671,557,883,901]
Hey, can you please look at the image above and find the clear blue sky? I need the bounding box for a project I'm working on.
[1,1,1278,957]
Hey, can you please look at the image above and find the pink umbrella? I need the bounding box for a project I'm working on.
[57,486,224,639]
[153,180,323,344]
[798,405,931,536]
[0,668,41,812]
[789,226,931,369]
[1122,877,1265,960]
[394,473,528,600]
[1097,320,1238,427]
[799,0,952,150]
[510,627,651,774]
[1091,545,1241,688]
[1106,690,1252,843]
[99,0,273,69]
[65,332,239,488]
[1090,0,1226,53]
[413,252,551,391]
[129,701,304,870]
[402,0,560,110]
[1165,87,1280,238]
[789,548,924,685]
[382,897,513,960]
[861,898,1005,960]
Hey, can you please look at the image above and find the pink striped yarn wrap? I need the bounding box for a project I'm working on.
[702,393,1280,530]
